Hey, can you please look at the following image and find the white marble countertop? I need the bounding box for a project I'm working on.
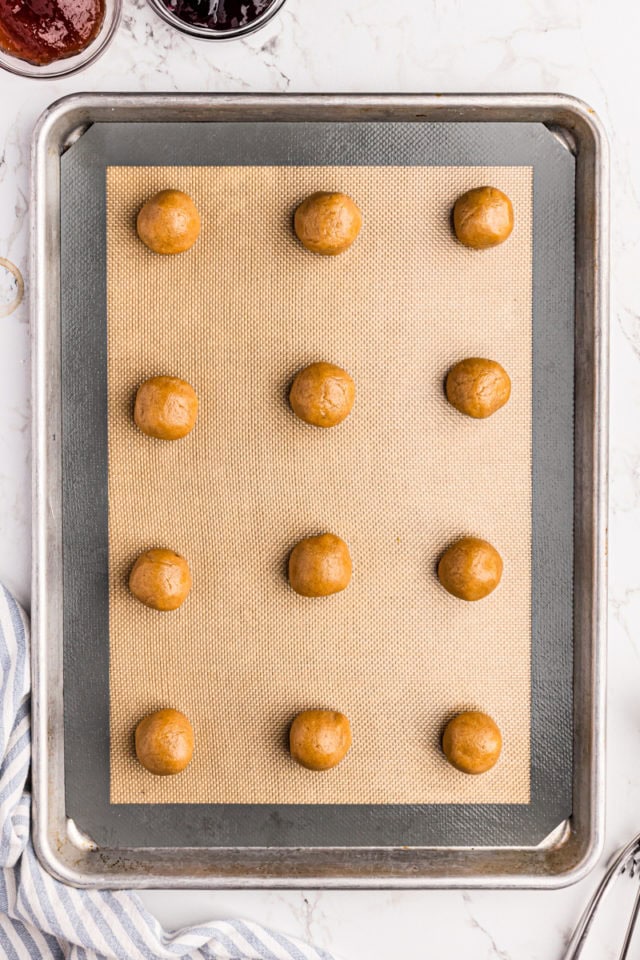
[0,0,636,956]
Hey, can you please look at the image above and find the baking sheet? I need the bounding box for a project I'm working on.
[60,120,575,846]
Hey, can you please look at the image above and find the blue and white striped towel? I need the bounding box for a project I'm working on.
[0,584,338,960]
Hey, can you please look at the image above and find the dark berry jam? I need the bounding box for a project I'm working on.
[161,0,277,31]
[0,0,105,65]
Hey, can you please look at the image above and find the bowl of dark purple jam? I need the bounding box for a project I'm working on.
[147,0,287,40]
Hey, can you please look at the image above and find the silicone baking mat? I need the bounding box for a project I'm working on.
[60,121,575,846]
[107,163,532,806]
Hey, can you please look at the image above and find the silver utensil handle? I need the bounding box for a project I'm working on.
[564,833,640,960]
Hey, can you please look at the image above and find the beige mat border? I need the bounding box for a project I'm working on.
[106,163,533,805]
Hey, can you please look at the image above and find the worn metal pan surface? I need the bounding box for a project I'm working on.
[31,93,608,888]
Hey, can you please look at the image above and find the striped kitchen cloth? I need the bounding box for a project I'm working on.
[0,584,338,960]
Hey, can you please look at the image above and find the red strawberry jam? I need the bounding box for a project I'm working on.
[0,0,105,65]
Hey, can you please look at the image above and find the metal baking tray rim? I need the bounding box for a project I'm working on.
[31,91,608,889]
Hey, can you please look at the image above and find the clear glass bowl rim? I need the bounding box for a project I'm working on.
[0,0,123,79]
[145,0,288,40]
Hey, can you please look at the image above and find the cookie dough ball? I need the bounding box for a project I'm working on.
[453,186,514,249]
[135,708,194,775]
[289,362,355,428]
[134,376,199,441]
[136,189,201,255]
[442,711,502,775]
[289,709,352,770]
[129,548,192,611]
[438,537,503,601]
[289,533,352,597]
[446,358,511,419]
[294,191,362,256]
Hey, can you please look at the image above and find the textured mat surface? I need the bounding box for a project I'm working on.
[106,163,533,807]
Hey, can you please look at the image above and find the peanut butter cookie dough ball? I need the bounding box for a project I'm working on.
[290,709,352,770]
[134,376,199,440]
[129,548,192,611]
[438,537,503,602]
[136,189,201,255]
[294,191,362,255]
[453,186,514,249]
[446,358,511,419]
[442,711,502,775]
[288,533,352,597]
[289,362,355,428]
[135,708,194,776]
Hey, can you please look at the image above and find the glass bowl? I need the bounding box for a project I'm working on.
[0,0,122,79]
[146,0,287,41]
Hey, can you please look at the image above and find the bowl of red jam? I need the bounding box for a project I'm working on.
[146,0,287,41]
[0,0,121,77]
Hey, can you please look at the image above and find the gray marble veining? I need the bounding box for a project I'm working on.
[0,0,636,955]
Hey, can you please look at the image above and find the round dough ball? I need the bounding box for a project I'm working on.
[288,533,352,597]
[438,537,503,601]
[294,191,362,255]
[446,358,511,419]
[135,708,194,775]
[134,376,199,440]
[442,711,502,775]
[289,709,352,770]
[453,186,514,249]
[129,548,192,611]
[136,189,201,255]
[289,362,355,428]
